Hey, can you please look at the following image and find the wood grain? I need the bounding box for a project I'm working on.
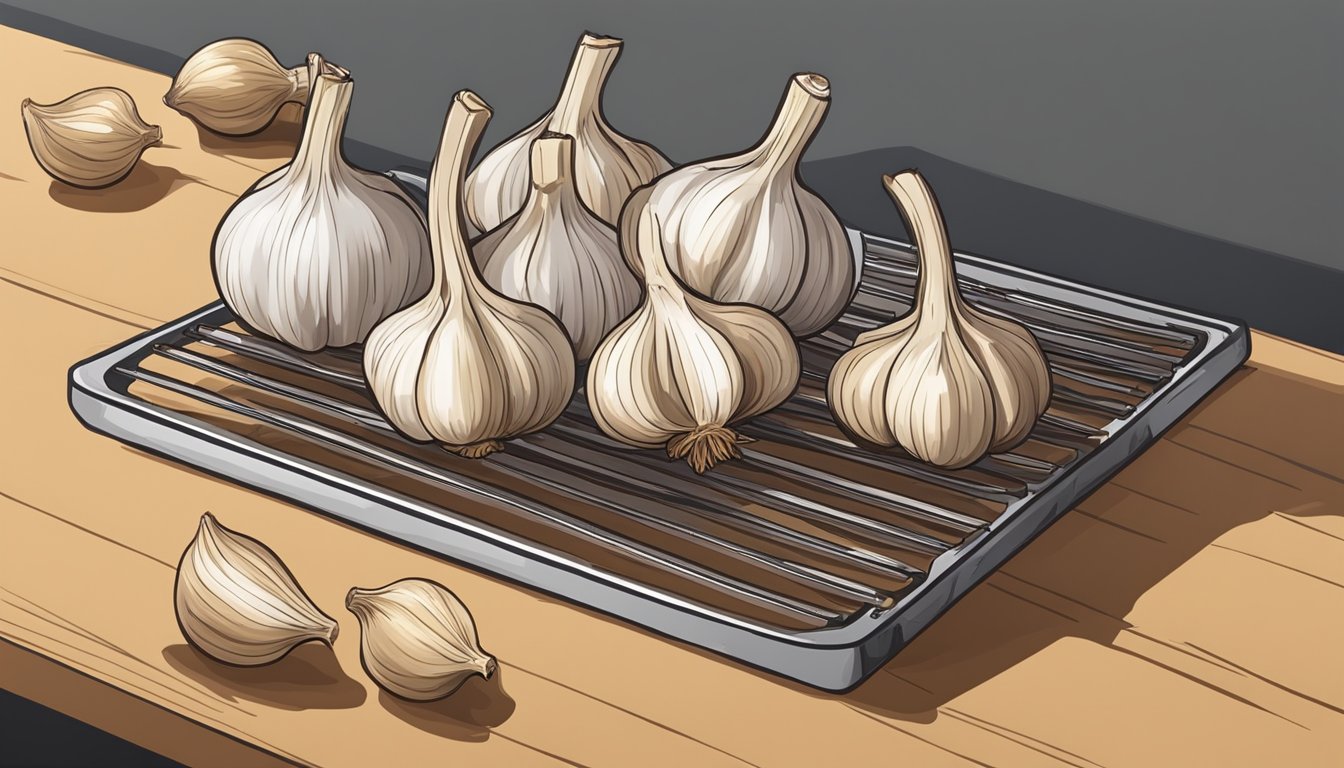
[1,22,1342,768]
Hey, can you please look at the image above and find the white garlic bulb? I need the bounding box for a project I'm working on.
[213,54,432,352]
[175,513,338,666]
[587,186,801,473]
[346,578,496,701]
[828,171,1051,468]
[465,33,670,230]
[626,73,854,338]
[21,88,162,188]
[475,133,638,360]
[165,38,308,136]
[364,91,576,458]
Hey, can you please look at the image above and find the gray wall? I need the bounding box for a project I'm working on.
[7,0,1339,268]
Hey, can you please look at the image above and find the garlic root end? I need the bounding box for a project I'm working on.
[449,440,505,459]
[667,425,748,473]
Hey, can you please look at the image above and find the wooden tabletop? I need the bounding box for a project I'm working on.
[2,25,1341,768]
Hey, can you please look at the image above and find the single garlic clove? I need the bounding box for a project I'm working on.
[364,91,577,458]
[465,33,671,231]
[475,133,640,360]
[213,54,432,351]
[346,578,496,702]
[587,186,800,473]
[21,87,162,188]
[174,513,338,666]
[827,171,1050,468]
[629,73,854,338]
[165,38,309,136]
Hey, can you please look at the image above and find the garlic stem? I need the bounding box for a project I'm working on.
[884,170,959,326]
[428,91,493,306]
[530,130,572,192]
[285,54,350,182]
[755,74,830,173]
[550,34,621,136]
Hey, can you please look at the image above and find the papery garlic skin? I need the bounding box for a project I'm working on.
[475,133,638,360]
[175,513,338,666]
[21,88,162,188]
[364,91,576,458]
[588,186,800,473]
[213,55,431,352]
[628,74,853,338]
[165,38,309,136]
[347,579,496,701]
[828,171,1050,468]
[465,33,670,231]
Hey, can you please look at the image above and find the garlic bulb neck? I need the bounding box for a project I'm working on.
[285,54,350,183]
[429,91,493,306]
[755,73,830,174]
[889,170,960,322]
[550,34,620,136]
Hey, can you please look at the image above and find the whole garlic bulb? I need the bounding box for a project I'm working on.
[475,132,638,360]
[465,33,671,231]
[626,74,854,338]
[175,513,338,666]
[347,579,496,702]
[213,54,432,352]
[21,88,162,188]
[364,91,576,458]
[165,38,308,136]
[587,186,801,473]
[828,171,1051,468]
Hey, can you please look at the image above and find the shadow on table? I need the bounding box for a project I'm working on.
[802,147,1344,355]
[46,161,229,213]
[378,670,516,742]
[162,641,366,711]
[839,364,1343,721]
[189,103,303,165]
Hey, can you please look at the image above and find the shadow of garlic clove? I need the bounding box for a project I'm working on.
[21,87,162,189]
[174,513,338,666]
[165,38,309,136]
[346,578,496,701]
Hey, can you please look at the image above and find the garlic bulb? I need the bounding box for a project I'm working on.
[475,133,638,360]
[364,91,576,458]
[626,73,853,338]
[587,186,800,473]
[165,38,308,136]
[465,33,670,230]
[213,54,431,352]
[828,171,1051,468]
[346,578,496,701]
[21,88,162,188]
[174,513,338,666]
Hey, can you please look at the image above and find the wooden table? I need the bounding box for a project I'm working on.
[2,25,1341,767]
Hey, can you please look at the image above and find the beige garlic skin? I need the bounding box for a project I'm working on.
[346,578,496,701]
[828,171,1051,468]
[475,133,638,361]
[465,33,670,231]
[213,55,431,352]
[364,91,576,458]
[587,186,801,473]
[165,38,309,136]
[21,88,162,188]
[175,513,338,666]
[627,74,853,338]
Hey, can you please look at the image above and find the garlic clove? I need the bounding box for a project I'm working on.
[346,578,496,702]
[165,38,309,136]
[364,91,577,458]
[465,33,671,231]
[21,87,162,188]
[475,133,640,360]
[213,54,432,352]
[827,171,1050,468]
[587,186,800,473]
[628,73,854,338]
[174,513,338,666]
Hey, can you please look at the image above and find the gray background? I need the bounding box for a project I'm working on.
[3,0,1341,350]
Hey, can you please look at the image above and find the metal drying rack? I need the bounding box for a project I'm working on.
[69,171,1248,690]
